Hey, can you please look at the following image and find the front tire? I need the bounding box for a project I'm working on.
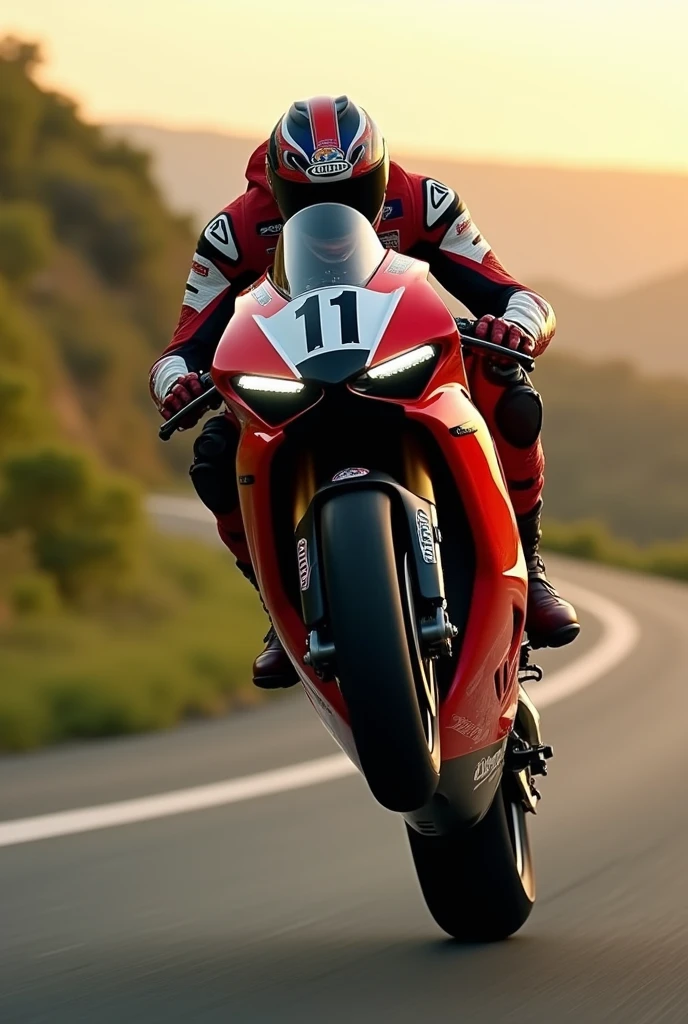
[321,489,439,812]
[407,782,535,941]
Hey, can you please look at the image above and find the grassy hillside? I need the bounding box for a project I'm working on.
[1,40,194,482]
[0,39,265,752]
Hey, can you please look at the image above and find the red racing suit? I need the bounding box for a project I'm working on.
[151,143,555,563]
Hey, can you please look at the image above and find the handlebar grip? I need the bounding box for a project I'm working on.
[158,374,219,441]
[454,318,535,373]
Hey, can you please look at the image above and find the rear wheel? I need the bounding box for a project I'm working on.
[321,489,439,812]
[407,781,535,941]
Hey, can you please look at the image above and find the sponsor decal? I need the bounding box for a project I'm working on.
[182,259,230,314]
[424,179,456,229]
[449,420,479,437]
[297,537,311,592]
[332,467,370,482]
[440,209,491,263]
[204,214,240,262]
[313,145,345,162]
[448,715,488,743]
[382,198,403,221]
[257,219,283,237]
[251,284,272,306]
[307,146,351,179]
[385,254,414,275]
[473,746,505,789]
[378,230,400,251]
[191,259,209,277]
[415,509,436,564]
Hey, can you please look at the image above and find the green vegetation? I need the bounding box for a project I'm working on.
[0,40,264,753]
[0,36,193,482]
[0,535,265,752]
[544,519,688,583]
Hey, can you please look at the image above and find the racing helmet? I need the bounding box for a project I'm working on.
[266,95,390,224]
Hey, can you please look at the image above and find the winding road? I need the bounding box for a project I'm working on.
[1,497,687,1023]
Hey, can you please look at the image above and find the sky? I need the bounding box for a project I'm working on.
[3,0,687,173]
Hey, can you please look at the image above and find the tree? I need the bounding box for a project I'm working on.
[0,200,53,283]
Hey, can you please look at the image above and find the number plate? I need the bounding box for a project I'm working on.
[254,286,404,376]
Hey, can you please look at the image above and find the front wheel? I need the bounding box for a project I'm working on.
[407,781,535,941]
[321,489,439,813]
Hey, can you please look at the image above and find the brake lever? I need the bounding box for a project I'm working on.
[455,318,536,374]
[158,373,219,441]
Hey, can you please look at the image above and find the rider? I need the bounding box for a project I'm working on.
[150,96,580,688]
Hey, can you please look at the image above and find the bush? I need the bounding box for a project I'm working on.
[0,446,142,601]
[10,571,59,615]
[0,536,266,752]
[0,200,53,282]
[543,518,688,583]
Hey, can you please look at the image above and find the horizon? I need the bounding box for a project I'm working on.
[110,118,688,180]
[4,0,688,176]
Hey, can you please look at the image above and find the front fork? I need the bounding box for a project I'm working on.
[291,435,456,680]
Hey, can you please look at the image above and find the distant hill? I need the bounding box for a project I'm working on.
[537,354,688,545]
[533,269,688,378]
[110,123,688,297]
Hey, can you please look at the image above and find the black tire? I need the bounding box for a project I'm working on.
[407,782,535,941]
[321,489,439,812]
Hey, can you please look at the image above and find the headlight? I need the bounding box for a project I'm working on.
[231,374,318,426]
[367,345,436,380]
[352,344,439,398]
[235,375,305,394]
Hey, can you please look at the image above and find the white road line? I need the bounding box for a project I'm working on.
[146,495,214,523]
[0,530,640,850]
[0,756,356,849]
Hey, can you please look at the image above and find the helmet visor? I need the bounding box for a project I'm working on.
[270,157,389,224]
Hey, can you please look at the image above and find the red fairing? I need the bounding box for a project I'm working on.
[211,255,526,768]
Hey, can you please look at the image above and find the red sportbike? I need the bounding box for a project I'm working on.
[161,204,553,941]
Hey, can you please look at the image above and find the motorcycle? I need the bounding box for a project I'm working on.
[161,202,554,941]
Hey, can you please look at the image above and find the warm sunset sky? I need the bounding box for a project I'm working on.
[4,0,687,172]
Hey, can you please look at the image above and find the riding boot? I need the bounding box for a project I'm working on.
[236,562,299,689]
[517,501,580,649]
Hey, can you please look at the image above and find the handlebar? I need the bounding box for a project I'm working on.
[455,318,535,373]
[158,373,218,441]
[158,321,535,441]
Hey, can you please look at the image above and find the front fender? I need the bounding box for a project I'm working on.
[295,471,447,630]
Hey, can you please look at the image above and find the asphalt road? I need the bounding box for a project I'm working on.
[2,520,688,1021]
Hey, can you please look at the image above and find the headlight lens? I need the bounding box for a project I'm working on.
[231,374,318,426]
[353,344,439,398]
[367,345,436,380]
[235,375,305,394]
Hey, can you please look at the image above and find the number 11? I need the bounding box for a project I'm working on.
[295,291,360,352]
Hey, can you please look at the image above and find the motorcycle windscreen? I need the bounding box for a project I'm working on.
[258,204,403,384]
[271,203,385,299]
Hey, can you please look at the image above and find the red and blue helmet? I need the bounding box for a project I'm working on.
[267,95,389,224]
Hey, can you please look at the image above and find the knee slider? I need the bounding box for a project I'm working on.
[493,371,543,449]
[189,415,239,515]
